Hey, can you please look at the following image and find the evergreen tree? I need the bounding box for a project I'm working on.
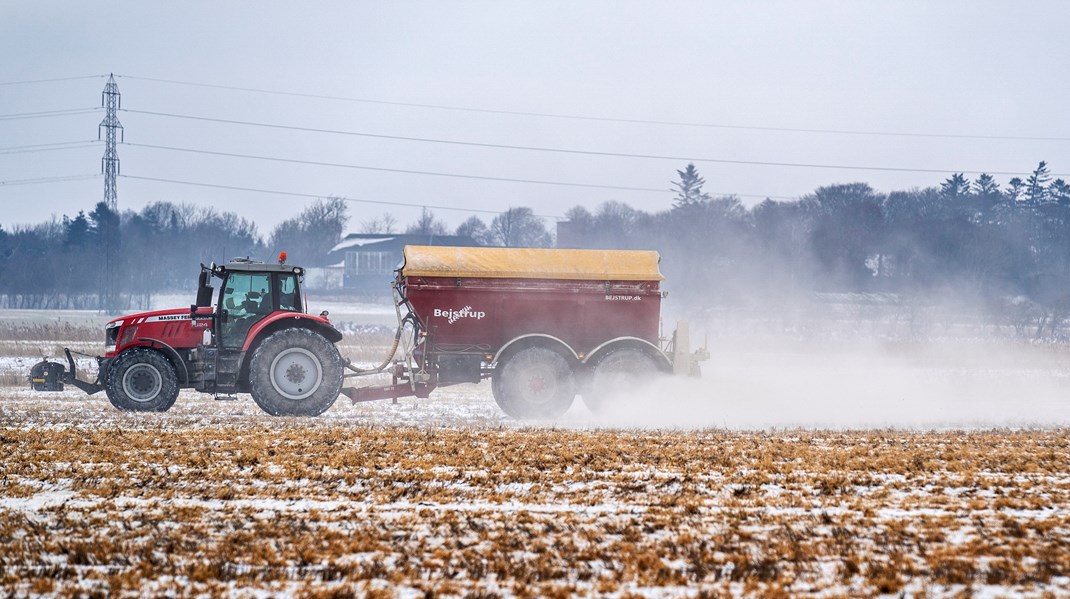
[1026,161,1052,204]
[972,173,1000,196]
[671,163,711,208]
[63,211,92,248]
[1049,178,1070,205]
[940,173,970,198]
[1006,177,1025,202]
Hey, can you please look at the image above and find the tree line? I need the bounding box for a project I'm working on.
[561,161,1070,324]
[2,160,1068,319]
[0,194,555,310]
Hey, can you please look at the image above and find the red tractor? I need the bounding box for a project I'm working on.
[44,256,343,416]
[35,247,706,418]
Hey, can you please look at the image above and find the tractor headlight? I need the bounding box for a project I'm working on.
[105,320,122,352]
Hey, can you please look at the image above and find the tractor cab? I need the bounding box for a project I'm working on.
[196,258,307,349]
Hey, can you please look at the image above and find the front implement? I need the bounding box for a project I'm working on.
[28,349,105,396]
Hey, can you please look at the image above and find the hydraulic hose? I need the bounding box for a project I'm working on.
[345,325,403,376]
[343,281,419,376]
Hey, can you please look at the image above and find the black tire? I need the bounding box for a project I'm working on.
[582,347,663,414]
[249,328,343,417]
[105,348,180,412]
[492,346,575,419]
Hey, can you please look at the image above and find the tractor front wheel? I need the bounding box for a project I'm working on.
[105,348,180,412]
[249,328,343,416]
[492,346,575,419]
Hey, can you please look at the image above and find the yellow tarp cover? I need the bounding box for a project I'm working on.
[402,245,663,281]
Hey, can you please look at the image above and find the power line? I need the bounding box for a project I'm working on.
[119,174,563,219]
[0,75,105,87]
[0,108,101,121]
[124,142,669,193]
[0,140,100,154]
[0,143,100,156]
[0,174,100,186]
[122,126,1065,179]
[117,74,1070,142]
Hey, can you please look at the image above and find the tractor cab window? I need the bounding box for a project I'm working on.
[278,273,301,312]
[220,273,273,348]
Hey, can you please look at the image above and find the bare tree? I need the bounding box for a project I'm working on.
[360,212,398,234]
[455,215,493,245]
[405,207,448,236]
[267,197,349,266]
[489,207,552,247]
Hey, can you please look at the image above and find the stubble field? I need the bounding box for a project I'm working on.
[2,320,1070,597]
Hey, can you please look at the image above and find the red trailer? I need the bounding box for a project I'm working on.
[342,246,705,418]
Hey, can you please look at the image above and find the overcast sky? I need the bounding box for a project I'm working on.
[2,1,1069,238]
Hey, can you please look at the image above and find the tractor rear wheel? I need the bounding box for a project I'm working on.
[105,348,180,412]
[249,328,343,416]
[492,346,575,419]
[582,347,662,414]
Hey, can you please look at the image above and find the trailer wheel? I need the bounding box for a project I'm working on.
[492,346,575,419]
[582,347,662,414]
[105,348,179,412]
[249,328,343,416]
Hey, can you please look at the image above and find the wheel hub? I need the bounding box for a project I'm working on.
[269,347,323,401]
[286,363,307,384]
[528,375,546,393]
[123,363,163,403]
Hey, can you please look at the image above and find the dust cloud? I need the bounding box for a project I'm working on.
[571,338,1070,430]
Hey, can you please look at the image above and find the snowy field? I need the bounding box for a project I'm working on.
[2,308,1070,596]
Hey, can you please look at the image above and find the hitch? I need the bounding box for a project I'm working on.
[62,348,106,395]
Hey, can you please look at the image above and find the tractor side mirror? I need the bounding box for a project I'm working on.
[195,270,214,308]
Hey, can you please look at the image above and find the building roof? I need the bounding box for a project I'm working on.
[330,234,477,255]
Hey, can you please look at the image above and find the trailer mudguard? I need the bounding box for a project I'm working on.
[583,337,672,371]
[493,333,579,363]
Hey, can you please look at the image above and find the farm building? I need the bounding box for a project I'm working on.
[327,234,478,294]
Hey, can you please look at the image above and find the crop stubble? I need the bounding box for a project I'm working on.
[1,393,1068,598]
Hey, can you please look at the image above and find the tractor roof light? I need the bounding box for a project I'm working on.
[278,251,287,264]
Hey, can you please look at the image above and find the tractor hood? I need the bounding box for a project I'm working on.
[108,307,197,328]
[106,307,212,357]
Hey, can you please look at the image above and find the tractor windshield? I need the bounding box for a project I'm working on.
[220,273,272,348]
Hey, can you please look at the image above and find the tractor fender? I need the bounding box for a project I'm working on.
[493,334,578,364]
[137,337,192,385]
[583,337,672,371]
[242,313,343,352]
